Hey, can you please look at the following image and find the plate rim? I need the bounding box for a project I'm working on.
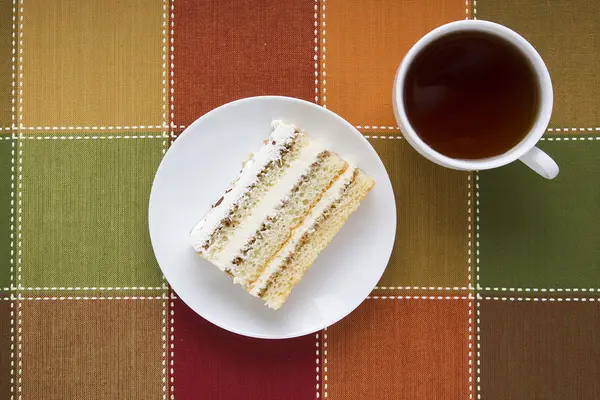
[149,95,396,339]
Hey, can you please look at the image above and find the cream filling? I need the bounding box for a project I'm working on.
[250,166,356,296]
[211,138,326,271]
[190,120,298,252]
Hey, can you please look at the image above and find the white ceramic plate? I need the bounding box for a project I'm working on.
[149,96,396,339]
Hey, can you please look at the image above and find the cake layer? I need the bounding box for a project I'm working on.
[190,119,376,310]
[213,136,326,271]
[190,121,308,270]
[255,168,375,310]
[230,150,348,288]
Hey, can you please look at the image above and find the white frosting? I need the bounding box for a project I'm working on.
[212,138,325,269]
[190,120,298,252]
[250,166,356,296]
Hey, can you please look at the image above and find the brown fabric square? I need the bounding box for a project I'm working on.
[327,298,470,399]
[479,298,600,399]
[20,299,165,400]
[173,0,316,126]
[370,139,471,289]
[0,300,11,400]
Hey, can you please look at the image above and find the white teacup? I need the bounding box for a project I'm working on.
[393,20,558,179]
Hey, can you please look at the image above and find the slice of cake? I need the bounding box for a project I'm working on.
[190,120,375,309]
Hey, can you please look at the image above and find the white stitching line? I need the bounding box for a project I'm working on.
[473,0,477,20]
[161,3,169,396]
[315,333,320,398]
[478,295,598,302]
[468,296,474,399]
[9,2,16,393]
[169,0,175,139]
[0,124,187,131]
[313,0,319,104]
[547,127,600,132]
[476,299,481,399]
[1,133,599,142]
[367,295,472,300]
[19,295,171,300]
[161,0,168,137]
[374,286,470,290]
[2,125,600,133]
[475,172,480,288]
[169,2,175,398]
[19,124,172,130]
[364,135,403,140]
[363,135,600,141]
[478,286,599,292]
[475,171,481,400]
[0,296,178,300]
[540,136,600,141]
[9,301,14,400]
[169,299,175,400]
[20,286,168,291]
[372,286,600,291]
[468,173,472,287]
[161,298,168,400]
[465,0,470,19]
[468,170,473,399]
[2,135,166,140]
[16,299,22,400]
[1,294,177,300]
[321,0,326,108]
[323,328,328,398]
[356,125,400,130]
[11,0,16,134]
[17,0,22,131]
[373,285,600,292]
[16,2,22,397]
[9,136,15,290]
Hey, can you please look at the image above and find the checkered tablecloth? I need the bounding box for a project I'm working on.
[1,0,599,399]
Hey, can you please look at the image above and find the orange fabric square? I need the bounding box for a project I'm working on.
[326,298,470,399]
[324,0,466,126]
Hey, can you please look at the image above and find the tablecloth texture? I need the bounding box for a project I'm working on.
[0,0,599,399]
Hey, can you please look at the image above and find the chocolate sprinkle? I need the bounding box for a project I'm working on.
[213,196,224,207]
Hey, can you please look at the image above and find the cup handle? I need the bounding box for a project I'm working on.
[519,146,559,179]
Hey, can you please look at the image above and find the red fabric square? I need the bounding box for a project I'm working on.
[173,299,317,400]
[173,0,316,127]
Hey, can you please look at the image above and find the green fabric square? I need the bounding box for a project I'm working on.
[20,137,165,289]
[478,140,600,289]
[0,139,12,290]
[0,1,12,127]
